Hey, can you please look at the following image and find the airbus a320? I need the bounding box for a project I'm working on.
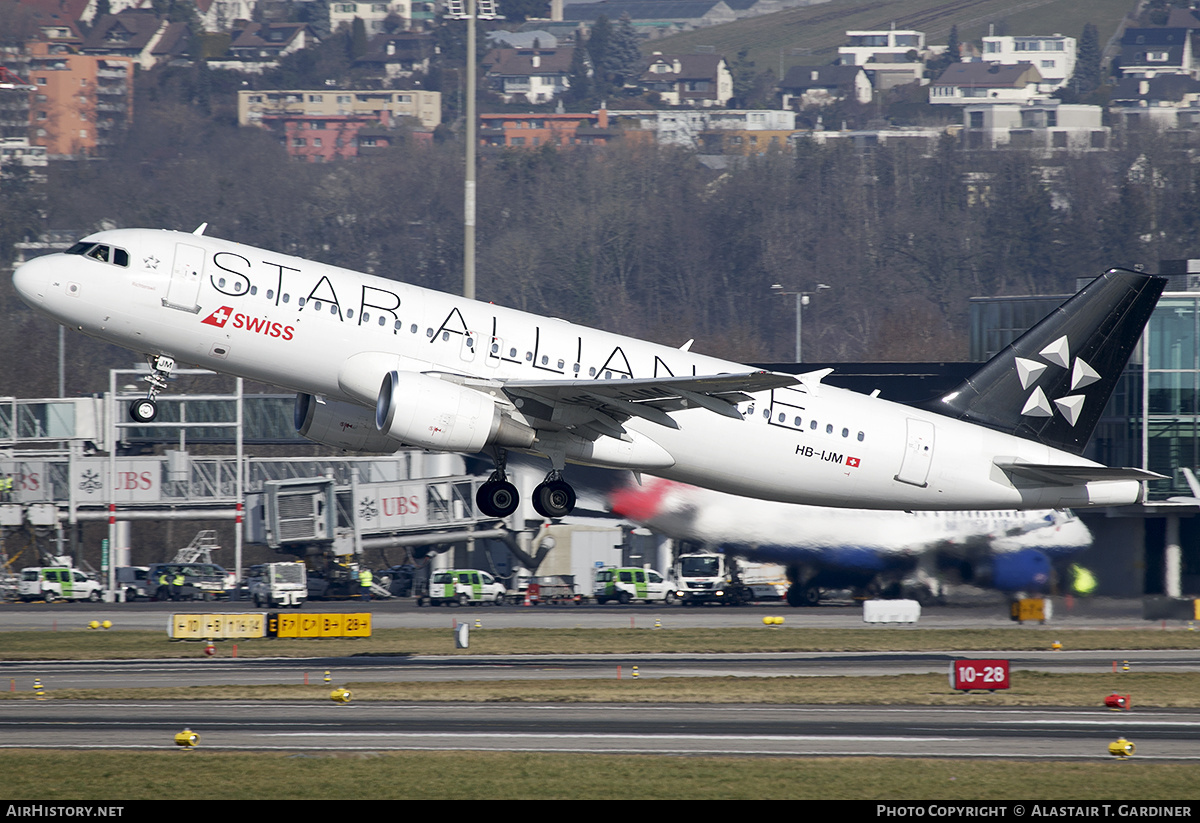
[12,226,1165,518]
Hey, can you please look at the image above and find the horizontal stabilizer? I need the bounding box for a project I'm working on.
[995,460,1165,487]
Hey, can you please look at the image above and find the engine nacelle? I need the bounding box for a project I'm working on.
[375,370,535,453]
[295,393,400,453]
[984,548,1053,593]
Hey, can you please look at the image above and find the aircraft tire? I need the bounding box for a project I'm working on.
[786,584,821,607]
[476,480,519,518]
[129,399,157,423]
[532,480,575,518]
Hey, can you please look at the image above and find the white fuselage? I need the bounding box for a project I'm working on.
[13,228,1142,511]
[611,477,1093,559]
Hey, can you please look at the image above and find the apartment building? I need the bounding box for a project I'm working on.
[238,88,441,131]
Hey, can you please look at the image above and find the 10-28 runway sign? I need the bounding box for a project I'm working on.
[949,659,1010,691]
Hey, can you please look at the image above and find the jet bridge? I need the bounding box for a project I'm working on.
[245,472,502,557]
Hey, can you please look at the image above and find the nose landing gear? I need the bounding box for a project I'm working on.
[129,355,175,423]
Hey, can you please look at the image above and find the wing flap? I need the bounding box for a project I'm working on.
[503,371,797,435]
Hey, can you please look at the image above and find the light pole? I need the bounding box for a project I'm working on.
[770,283,831,363]
[446,0,499,300]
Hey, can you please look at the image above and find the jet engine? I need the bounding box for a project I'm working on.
[375,370,535,453]
[295,393,400,453]
[977,548,1053,593]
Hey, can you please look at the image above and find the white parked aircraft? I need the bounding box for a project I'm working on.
[12,226,1165,518]
[610,477,1093,606]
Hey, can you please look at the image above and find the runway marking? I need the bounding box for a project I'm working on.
[257,732,966,742]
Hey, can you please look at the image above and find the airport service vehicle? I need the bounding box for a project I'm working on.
[422,569,506,606]
[18,566,103,602]
[246,561,308,608]
[115,566,151,600]
[12,229,1164,519]
[671,552,754,605]
[593,566,671,604]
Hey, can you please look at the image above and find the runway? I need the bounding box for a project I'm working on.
[2,597,1196,759]
[1,700,1195,759]
[2,649,1199,690]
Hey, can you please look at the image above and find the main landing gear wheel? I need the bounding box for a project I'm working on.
[786,584,822,607]
[532,478,576,519]
[129,398,158,423]
[476,479,519,518]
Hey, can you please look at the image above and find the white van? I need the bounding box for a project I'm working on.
[19,567,103,603]
[421,569,506,606]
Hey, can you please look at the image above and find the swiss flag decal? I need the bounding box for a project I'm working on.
[202,307,233,328]
[847,457,861,468]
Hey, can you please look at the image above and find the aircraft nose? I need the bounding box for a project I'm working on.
[12,255,50,306]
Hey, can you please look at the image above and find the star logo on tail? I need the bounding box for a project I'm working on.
[1015,335,1101,427]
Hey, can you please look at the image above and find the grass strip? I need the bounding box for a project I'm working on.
[2,750,1197,800]
[5,672,1199,708]
[3,626,1200,660]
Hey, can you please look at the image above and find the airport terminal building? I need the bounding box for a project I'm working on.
[968,263,1200,599]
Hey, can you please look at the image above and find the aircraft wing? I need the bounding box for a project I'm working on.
[995,461,1165,486]
[493,371,798,439]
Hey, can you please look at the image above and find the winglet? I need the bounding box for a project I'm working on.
[192,223,208,236]
[1183,467,1200,498]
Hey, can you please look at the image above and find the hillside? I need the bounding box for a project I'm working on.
[649,0,1138,78]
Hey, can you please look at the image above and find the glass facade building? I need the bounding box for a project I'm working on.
[971,269,1200,596]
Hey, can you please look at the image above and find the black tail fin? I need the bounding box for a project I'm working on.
[919,268,1166,455]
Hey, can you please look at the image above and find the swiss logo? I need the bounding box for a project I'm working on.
[202,306,233,328]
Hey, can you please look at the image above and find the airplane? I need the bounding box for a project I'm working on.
[12,225,1166,519]
[609,476,1093,606]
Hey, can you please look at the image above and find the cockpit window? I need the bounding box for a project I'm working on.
[66,242,129,268]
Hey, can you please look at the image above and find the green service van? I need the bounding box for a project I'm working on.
[18,566,104,603]
[421,569,506,606]
[593,566,672,604]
